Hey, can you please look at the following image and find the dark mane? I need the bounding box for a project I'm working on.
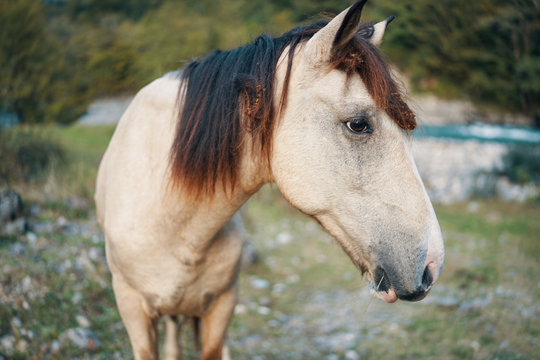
[169,20,416,200]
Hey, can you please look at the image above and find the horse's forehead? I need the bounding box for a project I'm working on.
[298,68,373,109]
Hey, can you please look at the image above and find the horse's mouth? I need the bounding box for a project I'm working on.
[371,287,398,303]
[369,276,433,304]
[368,266,432,303]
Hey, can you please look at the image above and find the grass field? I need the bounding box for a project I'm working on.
[0,125,538,359]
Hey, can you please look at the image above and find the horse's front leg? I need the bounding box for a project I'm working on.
[112,274,159,360]
[164,315,182,360]
[201,285,237,360]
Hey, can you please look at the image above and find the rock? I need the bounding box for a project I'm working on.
[29,203,40,217]
[241,239,259,268]
[0,335,15,356]
[412,139,506,204]
[467,201,479,212]
[11,317,22,328]
[55,216,81,235]
[50,340,62,353]
[88,247,104,261]
[234,303,247,315]
[20,329,35,340]
[315,332,357,352]
[3,217,28,236]
[16,339,28,353]
[72,292,83,304]
[9,242,26,255]
[257,306,271,316]
[276,231,293,245]
[25,232,38,247]
[495,177,538,202]
[345,349,360,360]
[458,296,491,313]
[31,221,54,234]
[0,189,23,225]
[66,196,90,211]
[76,314,91,328]
[286,273,300,284]
[272,283,287,295]
[60,328,100,349]
[251,278,270,290]
[423,295,460,308]
[21,276,32,292]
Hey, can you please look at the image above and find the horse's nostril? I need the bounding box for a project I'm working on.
[421,264,433,290]
[394,266,434,302]
[373,266,392,293]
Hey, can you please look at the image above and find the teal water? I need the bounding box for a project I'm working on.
[415,123,540,144]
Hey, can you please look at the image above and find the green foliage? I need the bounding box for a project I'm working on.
[0,127,65,185]
[1,0,538,124]
[63,0,162,21]
[373,0,540,115]
[0,0,95,124]
[500,144,540,184]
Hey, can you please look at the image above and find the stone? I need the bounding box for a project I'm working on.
[495,177,538,202]
[11,317,22,328]
[72,292,83,304]
[0,335,15,356]
[3,218,28,236]
[345,349,360,360]
[251,278,270,290]
[434,296,460,308]
[88,247,104,261]
[241,239,259,268]
[50,340,62,353]
[21,276,32,292]
[458,296,491,313]
[66,196,90,211]
[76,314,91,328]
[16,339,28,353]
[61,328,101,349]
[234,303,247,315]
[257,306,271,316]
[271,283,287,295]
[25,232,38,247]
[0,189,23,225]
[9,242,26,255]
[276,231,293,245]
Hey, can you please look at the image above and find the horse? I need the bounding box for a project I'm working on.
[95,1,445,358]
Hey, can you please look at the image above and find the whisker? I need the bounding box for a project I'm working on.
[358,273,384,324]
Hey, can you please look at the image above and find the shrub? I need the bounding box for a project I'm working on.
[0,127,66,185]
[500,144,540,185]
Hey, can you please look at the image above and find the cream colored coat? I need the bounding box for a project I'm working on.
[95,2,444,359]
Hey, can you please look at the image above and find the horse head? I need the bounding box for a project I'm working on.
[271,0,444,302]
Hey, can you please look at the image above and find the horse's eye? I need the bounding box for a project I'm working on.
[345,118,372,134]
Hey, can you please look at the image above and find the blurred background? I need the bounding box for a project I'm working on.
[0,0,538,359]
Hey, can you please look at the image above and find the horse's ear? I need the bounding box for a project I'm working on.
[304,0,367,64]
[368,16,395,46]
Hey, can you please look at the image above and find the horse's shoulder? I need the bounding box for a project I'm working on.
[132,72,182,113]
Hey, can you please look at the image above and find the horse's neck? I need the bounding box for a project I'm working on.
[168,108,266,251]
[166,186,253,251]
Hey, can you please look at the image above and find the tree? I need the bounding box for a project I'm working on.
[0,0,51,123]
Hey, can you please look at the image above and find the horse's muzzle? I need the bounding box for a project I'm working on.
[372,263,435,303]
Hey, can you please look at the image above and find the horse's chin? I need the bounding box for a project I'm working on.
[371,288,398,303]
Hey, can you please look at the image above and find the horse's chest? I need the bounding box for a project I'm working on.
[150,232,244,316]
